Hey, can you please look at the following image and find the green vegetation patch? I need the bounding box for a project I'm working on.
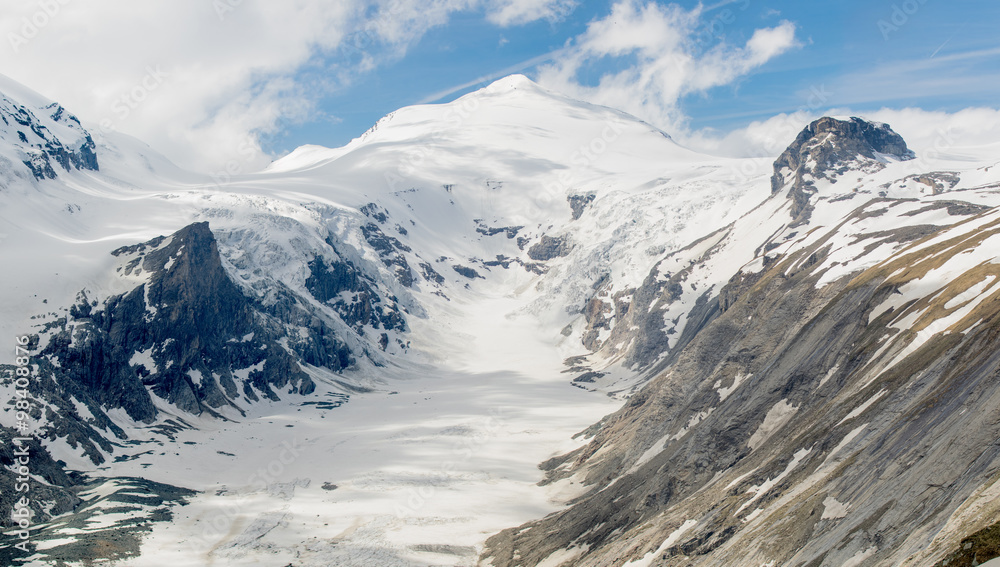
[937,520,1000,566]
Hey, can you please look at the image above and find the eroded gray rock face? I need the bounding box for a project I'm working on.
[579,228,730,377]
[482,210,1000,567]
[0,426,82,529]
[20,222,344,464]
[772,117,914,224]
[0,475,194,565]
[527,235,572,261]
[579,274,634,352]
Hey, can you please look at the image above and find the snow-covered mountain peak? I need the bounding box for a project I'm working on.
[482,73,536,92]
[774,116,914,184]
[249,75,758,361]
[268,73,693,179]
[0,72,61,110]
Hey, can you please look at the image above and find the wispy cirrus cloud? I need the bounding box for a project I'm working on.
[827,45,1000,107]
[487,0,578,26]
[416,50,567,104]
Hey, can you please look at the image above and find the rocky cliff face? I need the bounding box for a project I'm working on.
[485,211,1000,567]
[0,426,83,529]
[772,117,914,224]
[566,118,933,391]
[0,92,98,181]
[19,222,365,464]
[482,121,1000,567]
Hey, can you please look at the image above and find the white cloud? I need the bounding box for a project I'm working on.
[364,0,476,49]
[0,1,363,172]
[0,0,567,173]
[487,0,577,27]
[534,0,799,136]
[19,0,988,178]
[862,107,1000,157]
[678,107,1000,161]
[681,111,816,158]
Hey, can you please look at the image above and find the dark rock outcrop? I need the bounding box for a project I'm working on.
[359,202,389,224]
[360,223,414,287]
[418,262,445,284]
[0,475,195,565]
[21,222,337,464]
[772,117,914,224]
[475,223,522,238]
[0,425,83,528]
[527,235,572,261]
[305,254,406,334]
[452,264,483,279]
[1,96,99,180]
[568,194,596,220]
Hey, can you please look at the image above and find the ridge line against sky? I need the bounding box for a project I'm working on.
[416,50,566,104]
[0,0,998,172]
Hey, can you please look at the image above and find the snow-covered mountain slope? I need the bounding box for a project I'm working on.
[0,73,766,565]
[2,72,1000,567]
[566,115,1000,391]
[0,73,768,384]
[252,74,768,350]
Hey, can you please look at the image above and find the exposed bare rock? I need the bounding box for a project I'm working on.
[772,117,914,224]
[527,235,572,261]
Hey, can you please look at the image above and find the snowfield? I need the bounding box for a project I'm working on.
[114,317,621,566]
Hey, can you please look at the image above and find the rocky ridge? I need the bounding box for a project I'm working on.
[481,119,1000,567]
[0,89,98,182]
[772,116,915,224]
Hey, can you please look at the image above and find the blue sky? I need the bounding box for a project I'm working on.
[1,0,997,170]
[277,0,1000,154]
